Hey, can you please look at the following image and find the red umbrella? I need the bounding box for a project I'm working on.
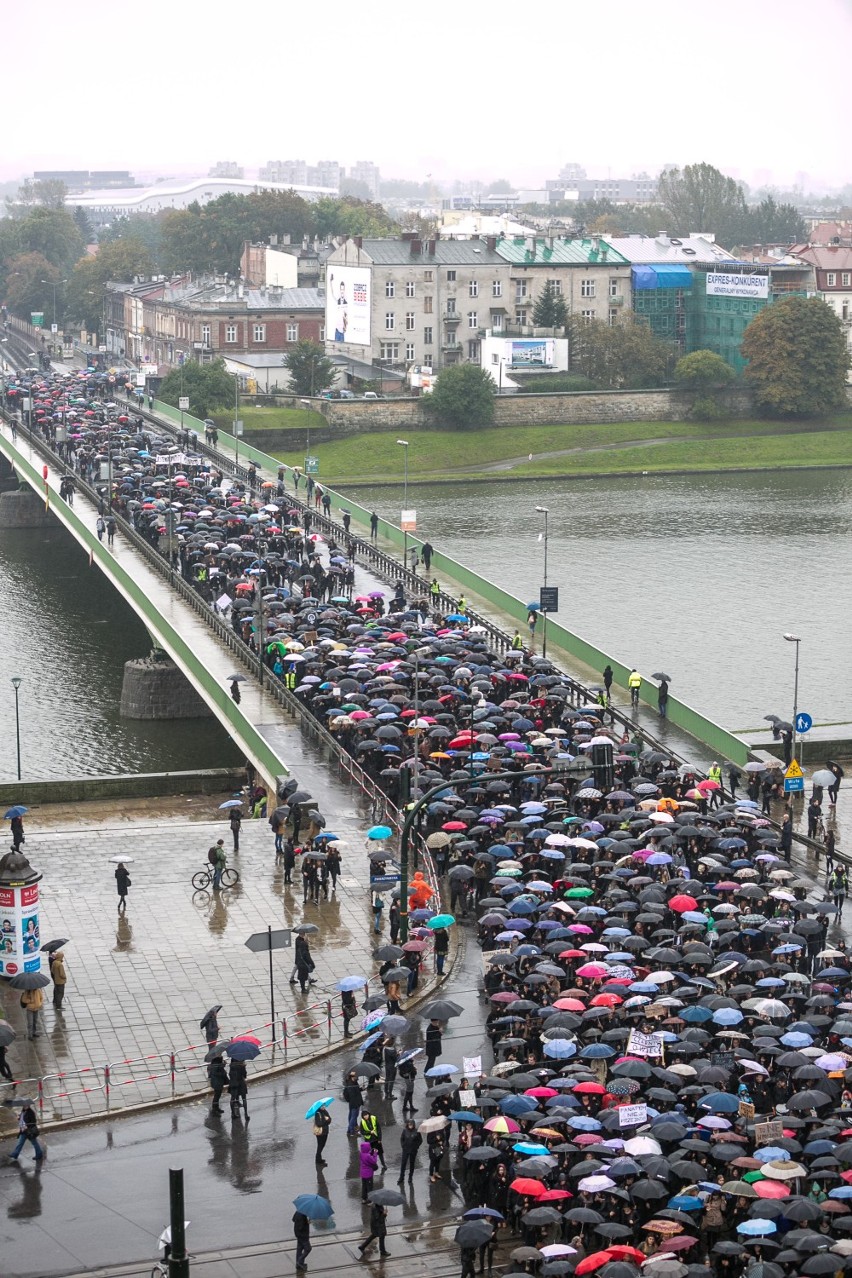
[525,1086,559,1099]
[575,1252,614,1274]
[609,1248,645,1262]
[573,1081,606,1095]
[669,894,698,913]
[540,1189,572,1201]
[590,992,623,1007]
[510,1177,547,1198]
[442,821,468,831]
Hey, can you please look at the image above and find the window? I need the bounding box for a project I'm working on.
[380,342,399,360]
[515,280,528,300]
[405,343,415,361]
[492,279,502,297]
[609,308,618,326]
[385,280,395,297]
[225,324,237,343]
[469,279,478,297]
[319,325,325,342]
[446,270,456,281]
[424,270,433,282]
[385,312,395,330]
[446,297,456,314]
[843,302,849,321]
[406,280,416,297]
[581,309,595,323]
[424,295,433,314]
[423,326,433,345]
[468,311,478,329]
[201,324,210,345]
[468,340,479,359]
[406,312,415,330]
[550,279,563,295]
[253,324,266,343]
[286,323,298,341]
[609,278,619,298]
[581,278,595,297]
[491,312,504,331]
[827,273,836,286]
[843,273,851,287]
[515,309,527,325]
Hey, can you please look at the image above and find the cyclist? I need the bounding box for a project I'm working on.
[628,668,642,710]
[208,839,227,890]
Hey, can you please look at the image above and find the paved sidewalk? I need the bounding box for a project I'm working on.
[0,774,420,1127]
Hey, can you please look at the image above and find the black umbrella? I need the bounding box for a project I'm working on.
[204,1043,229,1063]
[417,999,463,1020]
[350,1062,381,1079]
[368,1188,406,1207]
[40,938,70,954]
[652,673,672,682]
[522,1207,563,1226]
[8,971,50,990]
[455,1221,495,1247]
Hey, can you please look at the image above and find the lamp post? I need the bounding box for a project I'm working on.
[40,279,66,332]
[10,676,22,781]
[397,438,410,567]
[535,505,549,658]
[783,633,801,765]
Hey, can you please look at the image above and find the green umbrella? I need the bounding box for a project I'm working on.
[566,886,594,899]
[427,914,456,929]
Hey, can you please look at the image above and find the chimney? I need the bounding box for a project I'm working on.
[410,238,422,256]
[354,235,363,249]
[427,239,437,255]
[270,234,278,246]
[486,236,497,252]
[401,231,415,242]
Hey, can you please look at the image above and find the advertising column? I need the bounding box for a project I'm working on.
[0,851,42,978]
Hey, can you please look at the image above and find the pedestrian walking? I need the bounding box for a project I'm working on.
[657,678,669,720]
[10,814,24,850]
[229,678,241,704]
[432,925,449,976]
[312,1104,331,1164]
[527,608,537,642]
[292,933,316,993]
[826,829,837,877]
[372,889,384,934]
[51,950,67,1009]
[421,541,433,573]
[399,1058,418,1114]
[828,762,845,807]
[398,1118,422,1183]
[808,796,823,840]
[370,511,379,541]
[628,667,641,710]
[359,1108,387,1169]
[359,1139,379,1200]
[358,1202,389,1259]
[603,664,613,698]
[115,860,131,911]
[228,1058,249,1120]
[511,630,524,651]
[200,1006,220,1044]
[283,840,296,885]
[383,1036,398,1100]
[344,1071,363,1135]
[780,808,793,861]
[229,806,242,852]
[96,514,105,541]
[293,1210,312,1272]
[207,1053,228,1114]
[0,1045,12,1081]
[342,989,357,1038]
[388,898,400,944]
[326,843,341,892]
[427,1129,446,1182]
[727,762,741,800]
[8,1102,44,1163]
[830,866,849,917]
[20,985,43,1039]
[106,515,116,547]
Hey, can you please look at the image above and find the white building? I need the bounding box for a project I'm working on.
[67,176,337,226]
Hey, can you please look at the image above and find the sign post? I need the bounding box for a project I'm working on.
[784,759,804,795]
[539,586,559,613]
[245,926,292,1029]
[795,712,813,735]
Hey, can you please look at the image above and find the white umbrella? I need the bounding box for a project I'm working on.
[108,856,135,864]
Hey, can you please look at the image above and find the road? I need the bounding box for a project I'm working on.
[1,930,486,1278]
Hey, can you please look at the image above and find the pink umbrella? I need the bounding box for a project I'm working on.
[576,963,609,978]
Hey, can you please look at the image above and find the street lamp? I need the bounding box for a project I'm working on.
[397,438,410,566]
[10,676,22,781]
[535,506,549,657]
[783,633,801,765]
[40,279,67,331]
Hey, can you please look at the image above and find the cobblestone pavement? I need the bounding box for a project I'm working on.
[0,762,424,1126]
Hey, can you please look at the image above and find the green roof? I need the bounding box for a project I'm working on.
[495,237,629,266]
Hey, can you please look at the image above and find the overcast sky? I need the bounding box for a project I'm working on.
[7,0,851,192]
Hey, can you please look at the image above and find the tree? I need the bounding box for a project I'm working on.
[673,350,736,391]
[570,317,676,389]
[742,296,849,417]
[160,190,315,275]
[98,213,165,267]
[740,195,806,246]
[423,363,496,429]
[486,178,514,194]
[313,196,396,239]
[72,205,94,244]
[3,252,60,322]
[10,179,69,213]
[64,237,154,332]
[15,207,85,273]
[532,281,567,329]
[282,341,337,396]
[159,359,237,419]
[657,162,748,248]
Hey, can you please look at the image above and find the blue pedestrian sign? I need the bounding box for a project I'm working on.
[795,712,813,734]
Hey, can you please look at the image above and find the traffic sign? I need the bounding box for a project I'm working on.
[304,455,319,474]
[245,928,291,952]
[795,712,813,734]
[784,776,805,794]
[178,396,190,411]
[539,586,559,614]
[785,759,803,779]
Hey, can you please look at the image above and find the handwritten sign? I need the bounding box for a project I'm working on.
[626,1029,664,1058]
[463,1056,482,1079]
[738,1101,756,1120]
[755,1120,784,1146]
[458,1089,477,1108]
[618,1103,648,1127]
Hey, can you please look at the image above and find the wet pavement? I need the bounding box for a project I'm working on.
[0,774,440,1125]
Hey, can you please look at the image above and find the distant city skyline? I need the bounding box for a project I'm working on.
[6,0,852,194]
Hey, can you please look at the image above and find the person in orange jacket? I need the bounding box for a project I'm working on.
[408,871,434,911]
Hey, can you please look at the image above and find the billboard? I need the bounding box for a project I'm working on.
[0,881,41,977]
[326,264,372,346]
[509,339,554,367]
[706,272,769,300]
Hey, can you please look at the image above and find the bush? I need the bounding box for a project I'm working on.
[423,364,496,429]
[690,396,730,421]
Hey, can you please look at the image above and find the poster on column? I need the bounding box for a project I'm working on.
[0,881,41,976]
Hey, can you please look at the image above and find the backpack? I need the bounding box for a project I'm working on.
[208,846,218,866]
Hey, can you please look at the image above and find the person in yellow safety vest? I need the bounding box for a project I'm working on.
[430,579,441,604]
[284,664,298,691]
[458,595,467,615]
[707,761,723,808]
[511,630,524,650]
[628,668,642,710]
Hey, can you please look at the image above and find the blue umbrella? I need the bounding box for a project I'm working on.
[543,1040,576,1060]
[425,1063,459,1077]
[712,1007,744,1026]
[737,1220,777,1236]
[305,1097,334,1119]
[335,975,367,991]
[681,1007,713,1023]
[293,1194,333,1221]
[450,1111,484,1123]
[514,1142,551,1155]
[463,1207,504,1220]
[218,799,243,809]
[753,1146,790,1163]
[567,1115,601,1131]
[581,1043,616,1059]
[398,1048,423,1065]
[3,805,27,819]
[700,1092,740,1113]
[500,1095,540,1116]
[226,1039,261,1062]
[780,1031,813,1047]
[367,825,393,840]
[360,1031,384,1050]
[668,1195,703,1211]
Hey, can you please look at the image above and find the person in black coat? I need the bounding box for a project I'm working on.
[207,1054,228,1114]
[228,1058,249,1119]
[358,1202,389,1258]
[343,1071,364,1135]
[293,1210,311,1271]
[313,1104,331,1164]
[425,1019,442,1071]
[398,1118,422,1183]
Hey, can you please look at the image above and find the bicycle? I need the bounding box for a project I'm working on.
[191,864,240,890]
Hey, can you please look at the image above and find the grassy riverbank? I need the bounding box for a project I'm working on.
[270,415,852,485]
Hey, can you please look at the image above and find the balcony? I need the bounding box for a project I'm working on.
[443,311,460,323]
[609,295,624,306]
[441,340,462,350]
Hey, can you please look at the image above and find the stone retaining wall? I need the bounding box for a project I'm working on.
[120,657,215,720]
[0,768,245,805]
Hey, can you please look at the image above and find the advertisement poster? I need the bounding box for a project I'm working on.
[706,272,769,299]
[0,881,41,976]
[509,339,554,367]
[326,265,372,346]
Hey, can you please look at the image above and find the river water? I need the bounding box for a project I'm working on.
[0,527,238,780]
[346,469,852,732]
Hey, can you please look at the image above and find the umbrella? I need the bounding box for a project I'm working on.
[293,1194,333,1220]
[40,938,70,954]
[8,972,50,990]
[368,1188,407,1206]
[417,999,463,1020]
[652,674,672,683]
[0,1020,16,1047]
[226,1039,261,1062]
[305,1097,334,1119]
[108,855,135,864]
[456,1221,497,1247]
[3,805,27,819]
[335,976,367,991]
[218,799,244,809]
